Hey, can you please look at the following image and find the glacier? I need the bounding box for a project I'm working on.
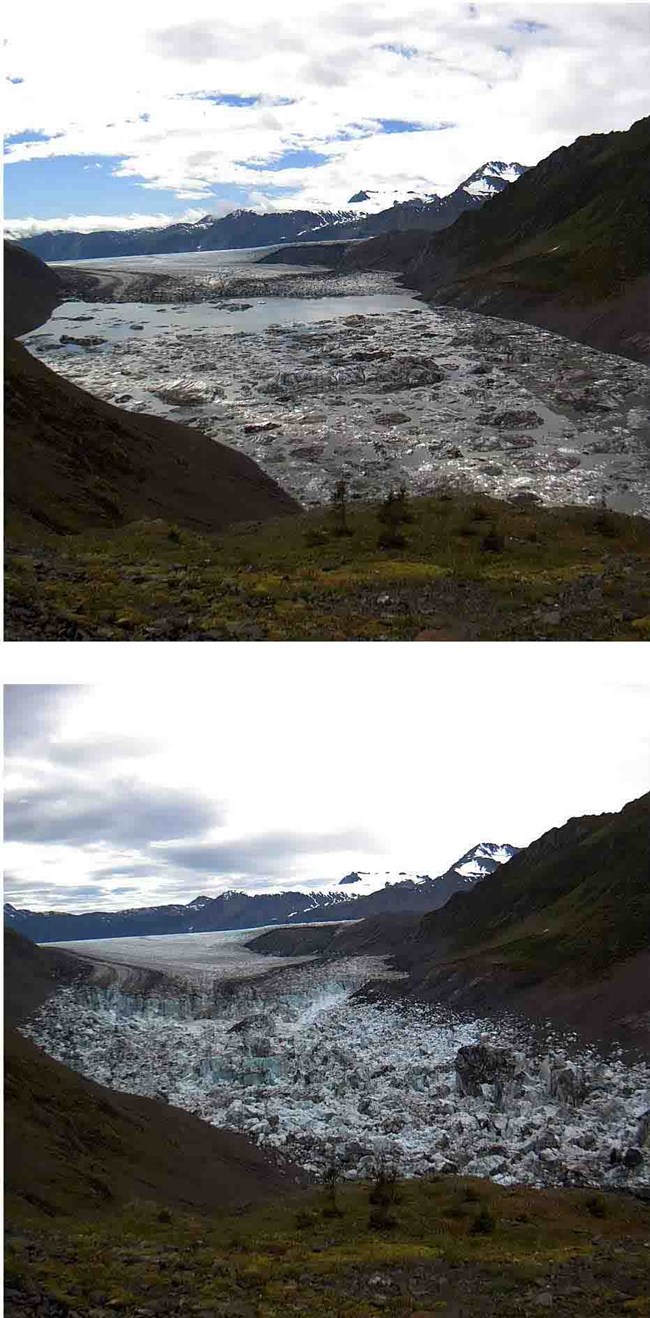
[23,939,650,1192]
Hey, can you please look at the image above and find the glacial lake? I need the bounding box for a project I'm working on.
[23,246,650,515]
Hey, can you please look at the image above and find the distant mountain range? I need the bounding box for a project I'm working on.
[14,162,527,263]
[3,842,518,943]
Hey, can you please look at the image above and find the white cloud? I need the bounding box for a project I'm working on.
[4,1,650,225]
[5,209,216,237]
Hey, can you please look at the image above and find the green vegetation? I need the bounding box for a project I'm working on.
[6,1176,650,1317]
[422,116,650,302]
[416,785,648,991]
[6,490,650,640]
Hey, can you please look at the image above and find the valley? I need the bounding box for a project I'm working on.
[20,928,650,1192]
[23,251,650,516]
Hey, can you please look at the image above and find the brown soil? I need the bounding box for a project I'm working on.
[4,1030,306,1222]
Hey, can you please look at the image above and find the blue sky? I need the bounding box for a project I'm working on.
[4,3,650,234]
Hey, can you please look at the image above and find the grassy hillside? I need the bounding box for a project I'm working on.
[6,490,650,640]
[370,793,650,1048]
[345,118,650,361]
[410,117,650,299]
[417,792,650,976]
[6,1170,650,1316]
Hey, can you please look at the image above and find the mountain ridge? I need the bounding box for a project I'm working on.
[13,162,526,262]
[3,841,518,943]
[280,793,650,1050]
[342,116,650,363]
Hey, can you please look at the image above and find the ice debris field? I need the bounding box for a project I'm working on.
[24,262,650,517]
[24,948,650,1192]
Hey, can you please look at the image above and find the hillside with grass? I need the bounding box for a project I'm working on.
[7,489,650,640]
[345,117,650,362]
[383,793,650,1048]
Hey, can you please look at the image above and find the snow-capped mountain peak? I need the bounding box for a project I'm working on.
[450,841,518,880]
[460,161,527,198]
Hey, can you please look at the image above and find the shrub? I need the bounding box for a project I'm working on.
[295,1209,318,1230]
[330,479,353,537]
[584,1194,608,1218]
[592,506,619,537]
[368,1205,398,1230]
[377,528,407,550]
[304,528,329,548]
[470,1206,496,1235]
[481,524,505,553]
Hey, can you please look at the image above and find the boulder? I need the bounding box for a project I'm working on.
[455,1042,518,1099]
[548,1062,587,1107]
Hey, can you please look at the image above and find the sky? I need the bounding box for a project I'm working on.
[4,1,650,235]
[4,648,649,912]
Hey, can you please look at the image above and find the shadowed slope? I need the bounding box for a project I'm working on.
[5,338,299,540]
[3,241,63,338]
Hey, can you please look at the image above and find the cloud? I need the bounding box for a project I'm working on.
[4,3,649,221]
[4,686,82,755]
[5,777,222,846]
[5,209,216,237]
[156,827,381,876]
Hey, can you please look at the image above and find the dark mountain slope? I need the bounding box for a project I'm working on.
[4,240,299,542]
[414,791,650,976]
[3,242,63,337]
[4,931,305,1222]
[15,164,525,262]
[344,117,650,362]
[387,793,650,1048]
[4,928,92,1027]
[5,1030,304,1221]
[5,338,299,540]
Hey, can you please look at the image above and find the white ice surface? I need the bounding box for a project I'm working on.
[24,945,650,1191]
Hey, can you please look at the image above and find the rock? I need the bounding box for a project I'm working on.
[482,409,544,429]
[636,1110,650,1146]
[504,433,536,449]
[455,1043,517,1099]
[623,1147,644,1169]
[59,334,107,347]
[375,412,411,425]
[548,1062,587,1107]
